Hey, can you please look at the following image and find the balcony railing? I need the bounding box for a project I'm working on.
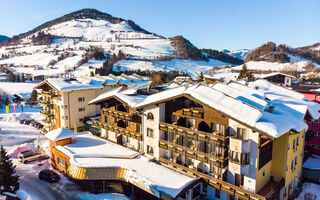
[39,100,53,107]
[181,107,204,118]
[40,110,54,117]
[159,157,268,200]
[42,91,58,97]
[159,139,228,167]
[92,120,142,141]
[102,107,132,121]
[159,122,228,147]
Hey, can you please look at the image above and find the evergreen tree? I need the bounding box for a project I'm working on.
[16,75,21,82]
[9,71,15,82]
[21,73,25,82]
[198,71,204,82]
[237,64,255,82]
[0,145,19,193]
[31,89,38,101]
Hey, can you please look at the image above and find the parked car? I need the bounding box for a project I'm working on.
[19,119,26,124]
[18,150,47,164]
[39,169,60,183]
[36,124,44,129]
[30,121,38,127]
[23,120,33,125]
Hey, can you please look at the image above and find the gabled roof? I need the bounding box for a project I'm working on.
[45,128,75,142]
[259,72,296,79]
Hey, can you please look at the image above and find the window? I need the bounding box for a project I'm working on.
[126,120,130,127]
[291,160,294,171]
[147,128,154,137]
[288,142,290,150]
[258,140,273,169]
[211,123,219,132]
[52,153,56,162]
[105,116,109,123]
[295,156,298,169]
[79,118,83,122]
[171,115,176,123]
[284,187,287,197]
[114,117,118,123]
[215,189,220,198]
[147,145,154,155]
[297,136,299,146]
[236,128,247,139]
[79,107,85,112]
[136,123,141,133]
[293,139,296,152]
[58,157,64,166]
[147,112,154,120]
[78,97,85,102]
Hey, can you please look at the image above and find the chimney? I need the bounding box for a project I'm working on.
[268,105,275,113]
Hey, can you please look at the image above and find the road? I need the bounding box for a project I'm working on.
[15,160,81,200]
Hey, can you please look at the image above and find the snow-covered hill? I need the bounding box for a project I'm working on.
[224,49,250,60]
[0,9,236,78]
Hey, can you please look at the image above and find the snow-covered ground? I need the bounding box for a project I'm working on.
[0,82,39,100]
[296,182,320,200]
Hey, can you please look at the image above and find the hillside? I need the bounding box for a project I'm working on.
[0,35,9,43]
[223,49,250,60]
[245,42,320,64]
[0,9,240,78]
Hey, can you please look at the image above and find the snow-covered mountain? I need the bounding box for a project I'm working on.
[223,49,250,60]
[0,9,238,78]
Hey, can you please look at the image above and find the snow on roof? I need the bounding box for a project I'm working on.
[303,156,320,170]
[258,72,296,79]
[45,128,75,142]
[88,87,147,107]
[57,132,197,198]
[46,77,104,92]
[55,132,139,159]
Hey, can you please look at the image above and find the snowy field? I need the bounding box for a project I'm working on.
[295,182,320,200]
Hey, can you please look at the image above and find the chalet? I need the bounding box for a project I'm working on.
[258,72,295,87]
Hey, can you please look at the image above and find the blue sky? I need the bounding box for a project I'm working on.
[0,0,319,50]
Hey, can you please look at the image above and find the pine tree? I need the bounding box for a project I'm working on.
[237,64,255,82]
[16,75,21,82]
[31,89,38,101]
[198,71,204,82]
[9,71,15,82]
[0,145,19,193]
[21,73,25,82]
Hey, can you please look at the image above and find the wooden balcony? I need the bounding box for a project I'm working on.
[181,107,204,118]
[93,120,142,141]
[39,100,53,107]
[42,91,58,98]
[159,139,228,166]
[159,122,228,147]
[40,110,54,117]
[102,108,133,121]
[159,157,268,200]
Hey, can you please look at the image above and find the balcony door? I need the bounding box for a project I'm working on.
[235,173,244,187]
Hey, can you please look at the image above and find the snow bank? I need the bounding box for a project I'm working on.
[7,142,37,158]
[295,182,320,200]
[17,189,38,200]
[4,113,32,122]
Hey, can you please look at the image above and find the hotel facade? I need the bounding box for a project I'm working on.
[46,80,320,200]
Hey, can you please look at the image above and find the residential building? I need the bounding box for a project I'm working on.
[34,75,150,132]
[258,72,295,87]
[85,80,319,200]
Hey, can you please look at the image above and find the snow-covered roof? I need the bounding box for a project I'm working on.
[56,132,197,198]
[88,87,148,107]
[258,72,296,79]
[45,128,75,142]
[303,156,320,170]
[46,77,104,92]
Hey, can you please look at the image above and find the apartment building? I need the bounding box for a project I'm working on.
[87,80,319,200]
[35,74,150,132]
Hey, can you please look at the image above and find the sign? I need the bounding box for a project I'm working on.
[5,105,9,113]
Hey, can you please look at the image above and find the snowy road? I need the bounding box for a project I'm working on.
[16,160,81,200]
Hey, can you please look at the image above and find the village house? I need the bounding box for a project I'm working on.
[34,74,150,133]
[44,79,320,200]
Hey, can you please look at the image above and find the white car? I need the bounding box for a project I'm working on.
[18,150,47,164]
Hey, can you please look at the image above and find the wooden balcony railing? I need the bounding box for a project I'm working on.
[181,107,204,118]
[102,108,133,121]
[159,139,228,167]
[39,100,53,107]
[159,157,268,200]
[93,120,142,141]
[40,110,54,117]
[42,91,58,97]
[159,122,228,147]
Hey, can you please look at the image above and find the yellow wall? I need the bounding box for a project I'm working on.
[271,133,288,182]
